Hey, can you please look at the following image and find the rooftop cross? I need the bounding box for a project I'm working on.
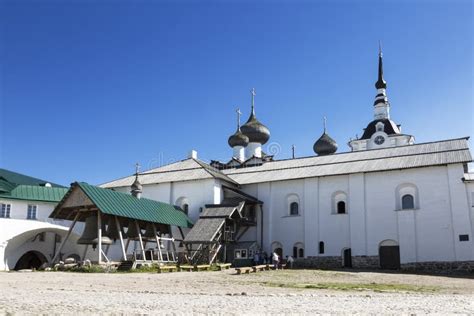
[135,163,141,175]
[323,116,327,133]
[236,108,242,129]
[250,88,256,115]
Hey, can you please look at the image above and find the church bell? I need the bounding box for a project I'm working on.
[77,215,113,248]
[106,217,127,240]
[126,220,141,240]
[143,223,158,241]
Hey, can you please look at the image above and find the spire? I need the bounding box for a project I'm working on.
[250,88,256,116]
[236,108,242,130]
[375,41,387,89]
[131,163,142,198]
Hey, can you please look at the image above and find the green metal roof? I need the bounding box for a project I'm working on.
[53,182,193,228]
[0,185,68,202]
[0,168,65,188]
[0,179,16,194]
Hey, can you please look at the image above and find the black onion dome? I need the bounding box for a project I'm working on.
[241,113,270,145]
[228,128,249,148]
[313,132,338,156]
[131,175,142,191]
[360,119,400,140]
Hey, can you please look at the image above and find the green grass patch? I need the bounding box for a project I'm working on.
[261,281,439,293]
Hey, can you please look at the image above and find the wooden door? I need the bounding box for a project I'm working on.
[379,246,400,269]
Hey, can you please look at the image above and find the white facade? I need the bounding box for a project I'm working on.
[0,198,82,271]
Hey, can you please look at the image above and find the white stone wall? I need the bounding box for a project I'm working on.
[240,164,474,264]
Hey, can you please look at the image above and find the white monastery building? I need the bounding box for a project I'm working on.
[99,49,474,270]
[1,49,473,271]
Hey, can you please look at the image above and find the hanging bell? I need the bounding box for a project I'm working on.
[126,221,141,240]
[106,217,127,240]
[143,223,157,241]
[77,215,113,247]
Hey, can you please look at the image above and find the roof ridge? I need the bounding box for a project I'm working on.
[224,147,471,176]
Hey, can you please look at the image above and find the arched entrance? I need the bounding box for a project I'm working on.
[14,251,48,270]
[379,239,400,270]
[271,242,283,258]
[342,248,352,268]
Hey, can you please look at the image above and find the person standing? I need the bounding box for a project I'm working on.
[286,255,294,269]
[272,251,279,269]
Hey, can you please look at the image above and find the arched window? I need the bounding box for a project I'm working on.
[293,242,304,258]
[319,241,325,254]
[183,204,189,215]
[290,202,299,216]
[337,201,346,214]
[396,183,419,211]
[401,194,414,210]
[332,191,348,214]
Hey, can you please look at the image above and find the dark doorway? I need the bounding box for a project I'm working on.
[343,248,352,268]
[275,247,283,258]
[379,246,400,269]
[14,251,48,270]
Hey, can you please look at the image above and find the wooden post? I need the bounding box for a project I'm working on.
[152,224,163,262]
[98,211,102,264]
[115,216,127,261]
[51,212,80,265]
[169,228,177,262]
[135,221,146,260]
[82,245,89,261]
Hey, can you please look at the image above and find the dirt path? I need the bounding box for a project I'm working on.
[0,269,473,314]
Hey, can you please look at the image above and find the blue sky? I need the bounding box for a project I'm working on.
[0,0,472,186]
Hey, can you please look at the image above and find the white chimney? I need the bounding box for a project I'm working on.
[188,150,198,159]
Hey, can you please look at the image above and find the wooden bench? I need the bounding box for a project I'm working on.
[235,267,253,274]
[179,265,195,272]
[195,264,210,271]
[217,263,232,270]
[157,265,178,273]
[252,264,268,272]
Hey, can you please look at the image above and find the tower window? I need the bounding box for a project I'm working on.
[319,241,325,254]
[459,235,469,242]
[290,202,299,216]
[293,246,297,258]
[337,201,346,214]
[401,194,414,210]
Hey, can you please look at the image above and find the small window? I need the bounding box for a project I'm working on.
[38,232,45,242]
[376,122,385,132]
[293,246,297,258]
[182,204,189,215]
[1,204,11,218]
[459,234,469,242]
[319,241,325,254]
[298,248,304,258]
[337,201,346,214]
[234,249,248,259]
[27,205,37,220]
[290,202,299,216]
[401,194,415,210]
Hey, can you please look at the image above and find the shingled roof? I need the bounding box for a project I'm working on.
[100,158,238,188]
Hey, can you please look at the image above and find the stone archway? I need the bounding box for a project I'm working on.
[379,239,400,270]
[14,251,48,270]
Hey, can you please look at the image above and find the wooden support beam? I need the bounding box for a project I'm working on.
[51,212,80,265]
[115,216,127,261]
[135,221,146,260]
[98,210,102,264]
[152,224,163,262]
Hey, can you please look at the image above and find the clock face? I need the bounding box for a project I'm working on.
[374,135,385,145]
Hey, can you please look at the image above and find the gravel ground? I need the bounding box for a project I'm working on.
[0,269,473,315]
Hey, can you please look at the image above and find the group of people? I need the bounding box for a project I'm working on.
[252,250,295,269]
